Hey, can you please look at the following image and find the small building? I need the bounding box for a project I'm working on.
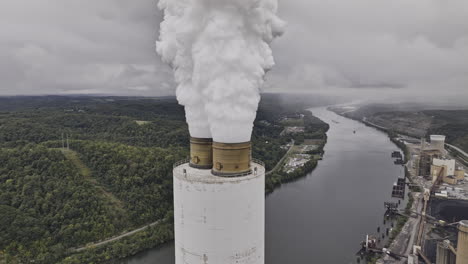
[431,158,461,185]
[280,126,305,136]
[443,176,458,185]
[284,154,311,173]
[455,168,466,181]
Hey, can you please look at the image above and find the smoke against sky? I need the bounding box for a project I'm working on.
[156,0,284,142]
[0,0,467,103]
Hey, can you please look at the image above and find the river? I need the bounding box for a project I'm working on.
[124,107,405,264]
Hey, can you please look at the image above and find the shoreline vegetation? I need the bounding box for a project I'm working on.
[0,95,329,264]
[265,110,329,194]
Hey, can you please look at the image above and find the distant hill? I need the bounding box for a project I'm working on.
[336,103,468,153]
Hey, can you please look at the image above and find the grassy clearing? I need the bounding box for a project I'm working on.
[280,118,304,126]
[135,120,151,126]
[61,149,91,178]
[61,149,126,211]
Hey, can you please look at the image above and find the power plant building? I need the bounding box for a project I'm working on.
[433,158,456,176]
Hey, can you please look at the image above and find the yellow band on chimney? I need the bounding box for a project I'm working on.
[212,141,251,176]
[189,137,213,169]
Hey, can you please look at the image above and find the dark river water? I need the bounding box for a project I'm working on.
[123,107,404,264]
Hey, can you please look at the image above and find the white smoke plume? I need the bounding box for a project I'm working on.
[157,0,285,143]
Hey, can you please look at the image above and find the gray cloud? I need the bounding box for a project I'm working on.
[267,0,468,101]
[0,0,467,101]
[0,0,171,96]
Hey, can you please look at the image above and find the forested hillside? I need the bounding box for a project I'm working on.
[0,146,128,262]
[0,95,329,263]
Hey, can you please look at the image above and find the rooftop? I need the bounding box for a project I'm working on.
[461,220,468,227]
[173,161,265,184]
[430,135,446,141]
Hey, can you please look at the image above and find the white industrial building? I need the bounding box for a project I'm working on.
[433,158,456,176]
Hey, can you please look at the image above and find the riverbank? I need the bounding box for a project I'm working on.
[264,109,329,193]
[265,136,328,194]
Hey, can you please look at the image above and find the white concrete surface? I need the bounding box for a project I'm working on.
[173,162,265,264]
[433,158,456,176]
[430,135,446,152]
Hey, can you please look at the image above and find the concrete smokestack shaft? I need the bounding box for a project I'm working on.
[173,162,265,264]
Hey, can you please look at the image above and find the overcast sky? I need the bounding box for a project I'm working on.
[0,0,467,102]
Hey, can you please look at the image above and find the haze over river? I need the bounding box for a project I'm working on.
[124,107,404,264]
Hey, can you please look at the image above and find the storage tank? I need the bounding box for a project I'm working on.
[431,135,446,152]
[456,220,468,264]
[437,241,456,264]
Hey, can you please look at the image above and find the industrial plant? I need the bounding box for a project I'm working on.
[378,134,468,264]
[419,135,466,198]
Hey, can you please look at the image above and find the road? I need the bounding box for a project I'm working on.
[72,220,163,253]
[446,143,468,158]
[378,136,427,263]
[446,143,468,168]
[381,194,424,264]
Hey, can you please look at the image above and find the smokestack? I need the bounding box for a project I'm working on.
[189,137,213,169]
[457,220,468,264]
[212,141,252,176]
[159,1,283,263]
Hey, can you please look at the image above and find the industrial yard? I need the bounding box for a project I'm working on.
[282,139,324,174]
[332,105,468,264]
[354,135,467,264]
[279,137,325,174]
[373,133,466,263]
[330,104,468,263]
